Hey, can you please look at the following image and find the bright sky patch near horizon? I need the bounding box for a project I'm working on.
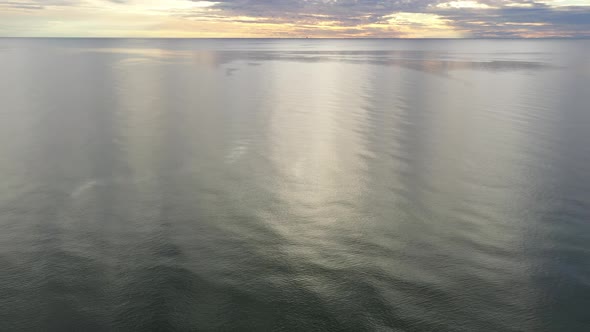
[0,0,589,38]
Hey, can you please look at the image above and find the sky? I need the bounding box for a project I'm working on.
[0,0,589,38]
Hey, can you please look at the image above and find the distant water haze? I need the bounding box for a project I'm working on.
[0,39,589,331]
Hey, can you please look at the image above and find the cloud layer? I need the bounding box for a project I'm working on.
[0,0,588,37]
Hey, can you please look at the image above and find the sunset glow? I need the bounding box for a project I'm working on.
[0,0,588,37]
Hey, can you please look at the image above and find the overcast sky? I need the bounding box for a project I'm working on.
[1,0,589,37]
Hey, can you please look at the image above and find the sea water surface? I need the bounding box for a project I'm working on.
[0,39,589,331]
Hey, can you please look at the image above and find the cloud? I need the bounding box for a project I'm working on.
[0,0,124,10]
[428,3,590,37]
[0,0,588,37]
[0,1,44,10]
[180,0,590,37]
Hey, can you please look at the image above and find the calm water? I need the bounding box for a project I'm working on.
[0,39,589,331]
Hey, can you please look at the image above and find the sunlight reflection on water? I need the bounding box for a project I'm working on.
[0,38,589,331]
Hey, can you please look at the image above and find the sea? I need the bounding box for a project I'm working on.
[0,38,589,331]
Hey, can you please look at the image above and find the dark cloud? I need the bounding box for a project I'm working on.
[429,4,590,37]
[185,0,590,37]
[1,0,588,37]
[193,0,437,25]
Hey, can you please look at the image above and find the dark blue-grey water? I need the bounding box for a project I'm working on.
[0,38,589,331]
